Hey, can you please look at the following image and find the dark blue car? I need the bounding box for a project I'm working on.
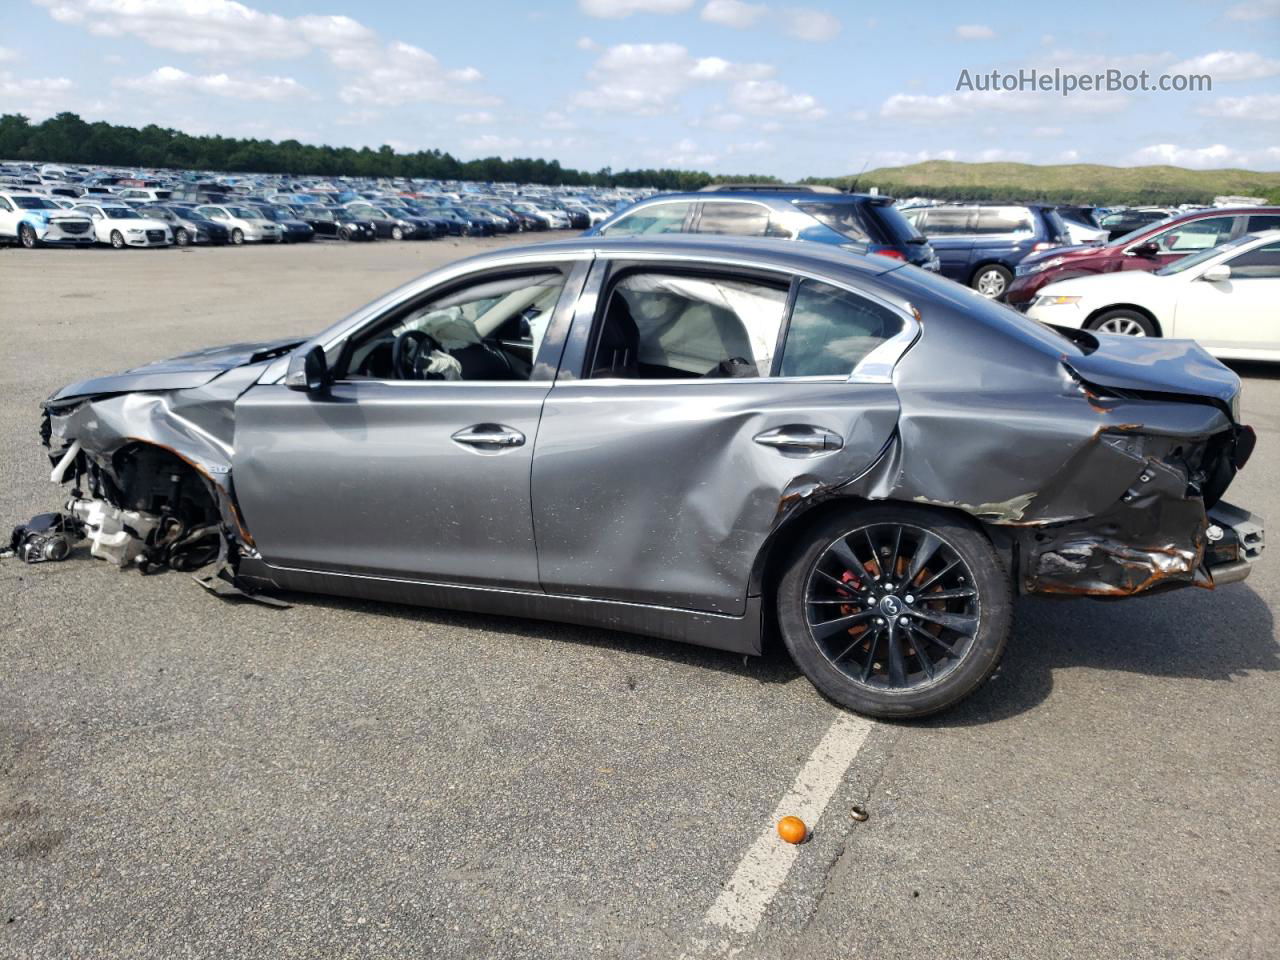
[586,184,939,272]
[900,203,1070,299]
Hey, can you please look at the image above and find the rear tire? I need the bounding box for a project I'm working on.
[18,223,37,248]
[776,504,1012,719]
[971,264,1012,299]
[1087,309,1157,337]
[110,230,125,249]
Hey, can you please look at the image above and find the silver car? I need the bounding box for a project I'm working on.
[33,236,1264,717]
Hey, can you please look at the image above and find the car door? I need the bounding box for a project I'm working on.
[530,258,905,616]
[0,196,15,239]
[232,257,589,589]
[917,208,976,281]
[1173,239,1280,354]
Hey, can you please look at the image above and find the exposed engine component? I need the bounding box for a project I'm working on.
[7,512,77,564]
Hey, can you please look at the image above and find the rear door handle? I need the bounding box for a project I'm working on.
[451,424,526,450]
[753,425,843,453]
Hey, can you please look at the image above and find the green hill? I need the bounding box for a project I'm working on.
[811,160,1280,205]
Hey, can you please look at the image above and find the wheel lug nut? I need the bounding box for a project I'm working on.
[905,595,915,604]
[898,616,909,626]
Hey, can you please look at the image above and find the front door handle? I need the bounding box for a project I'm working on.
[753,425,843,453]
[451,424,526,450]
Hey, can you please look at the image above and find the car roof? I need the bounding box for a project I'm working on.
[624,190,887,204]
[451,234,899,279]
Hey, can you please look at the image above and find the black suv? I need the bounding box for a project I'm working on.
[586,184,939,271]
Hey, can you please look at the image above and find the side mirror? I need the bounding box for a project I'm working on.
[1130,241,1159,258]
[285,344,331,393]
[1201,264,1231,283]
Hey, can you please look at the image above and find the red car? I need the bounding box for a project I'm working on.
[1006,206,1280,308]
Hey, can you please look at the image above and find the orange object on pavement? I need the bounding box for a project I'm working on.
[777,816,807,844]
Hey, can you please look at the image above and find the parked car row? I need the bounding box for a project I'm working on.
[0,160,641,250]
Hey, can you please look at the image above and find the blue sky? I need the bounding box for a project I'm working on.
[3,0,1278,176]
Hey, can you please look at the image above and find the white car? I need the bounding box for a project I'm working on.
[195,204,282,244]
[1026,231,1280,361]
[1060,217,1108,245]
[73,202,173,248]
[0,192,96,247]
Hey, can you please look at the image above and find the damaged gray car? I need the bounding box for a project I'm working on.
[27,236,1265,718]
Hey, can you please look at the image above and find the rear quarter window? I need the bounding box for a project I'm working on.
[778,281,906,377]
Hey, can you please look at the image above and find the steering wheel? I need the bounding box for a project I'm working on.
[391,329,444,380]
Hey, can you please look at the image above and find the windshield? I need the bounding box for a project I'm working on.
[227,206,259,219]
[103,207,136,219]
[12,196,59,210]
[1108,215,1178,248]
[140,207,175,221]
[1156,234,1254,275]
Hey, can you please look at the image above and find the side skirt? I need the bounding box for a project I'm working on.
[236,557,764,655]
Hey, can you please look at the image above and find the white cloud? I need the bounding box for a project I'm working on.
[36,0,496,107]
[36,0,314,58]
[456,111,494,125]
[1202,93,1280,121]
[1031,125,1064,137]
[333,41,497,107]
[1058,149,1080,162]
[955,24,995,40]
[1226,0,1279,20]
[115,65,306,101]
[572,42,774,114]
[726,139,772,154]
[542,111,578,130]
[653,137,717,166]
[1128,143,1255,169]
[0,71,76,116]
[881,89,1127,120]
[729,78,824,118]
[780,7,840,41]
[0,46,16,62]
[701,0,768,28]
[463,133,524,153]
[1169,50,1280,82]
[578,0,695,17]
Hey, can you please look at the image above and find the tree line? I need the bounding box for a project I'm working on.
[0,112,779,191]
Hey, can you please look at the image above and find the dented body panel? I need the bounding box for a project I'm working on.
[31,236,1264,655]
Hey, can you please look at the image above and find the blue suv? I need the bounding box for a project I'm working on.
[899,203,1070,299]
[586,184,939,271]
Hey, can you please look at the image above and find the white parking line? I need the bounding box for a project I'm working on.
[685,712,875,955]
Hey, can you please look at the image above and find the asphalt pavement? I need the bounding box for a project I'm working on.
[2,239,1276,959]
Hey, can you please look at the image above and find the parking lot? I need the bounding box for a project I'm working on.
[2,241,1277,959]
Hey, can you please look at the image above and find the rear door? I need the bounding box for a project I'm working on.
[917,208,976,281]
[530,258,905,615]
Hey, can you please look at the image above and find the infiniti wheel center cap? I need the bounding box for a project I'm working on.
[879,595,902,617]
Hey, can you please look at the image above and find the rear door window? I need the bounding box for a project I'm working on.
[974,207,1035,235]
[602,201,693,236]
[792,201,874,242]
[919,208,974,235]
[1246,214,1280,232]
[778,281,906,377]
[694,201,772,238]
[589,271,788,378]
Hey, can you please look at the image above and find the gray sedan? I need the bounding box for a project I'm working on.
[32,236,1264,717]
